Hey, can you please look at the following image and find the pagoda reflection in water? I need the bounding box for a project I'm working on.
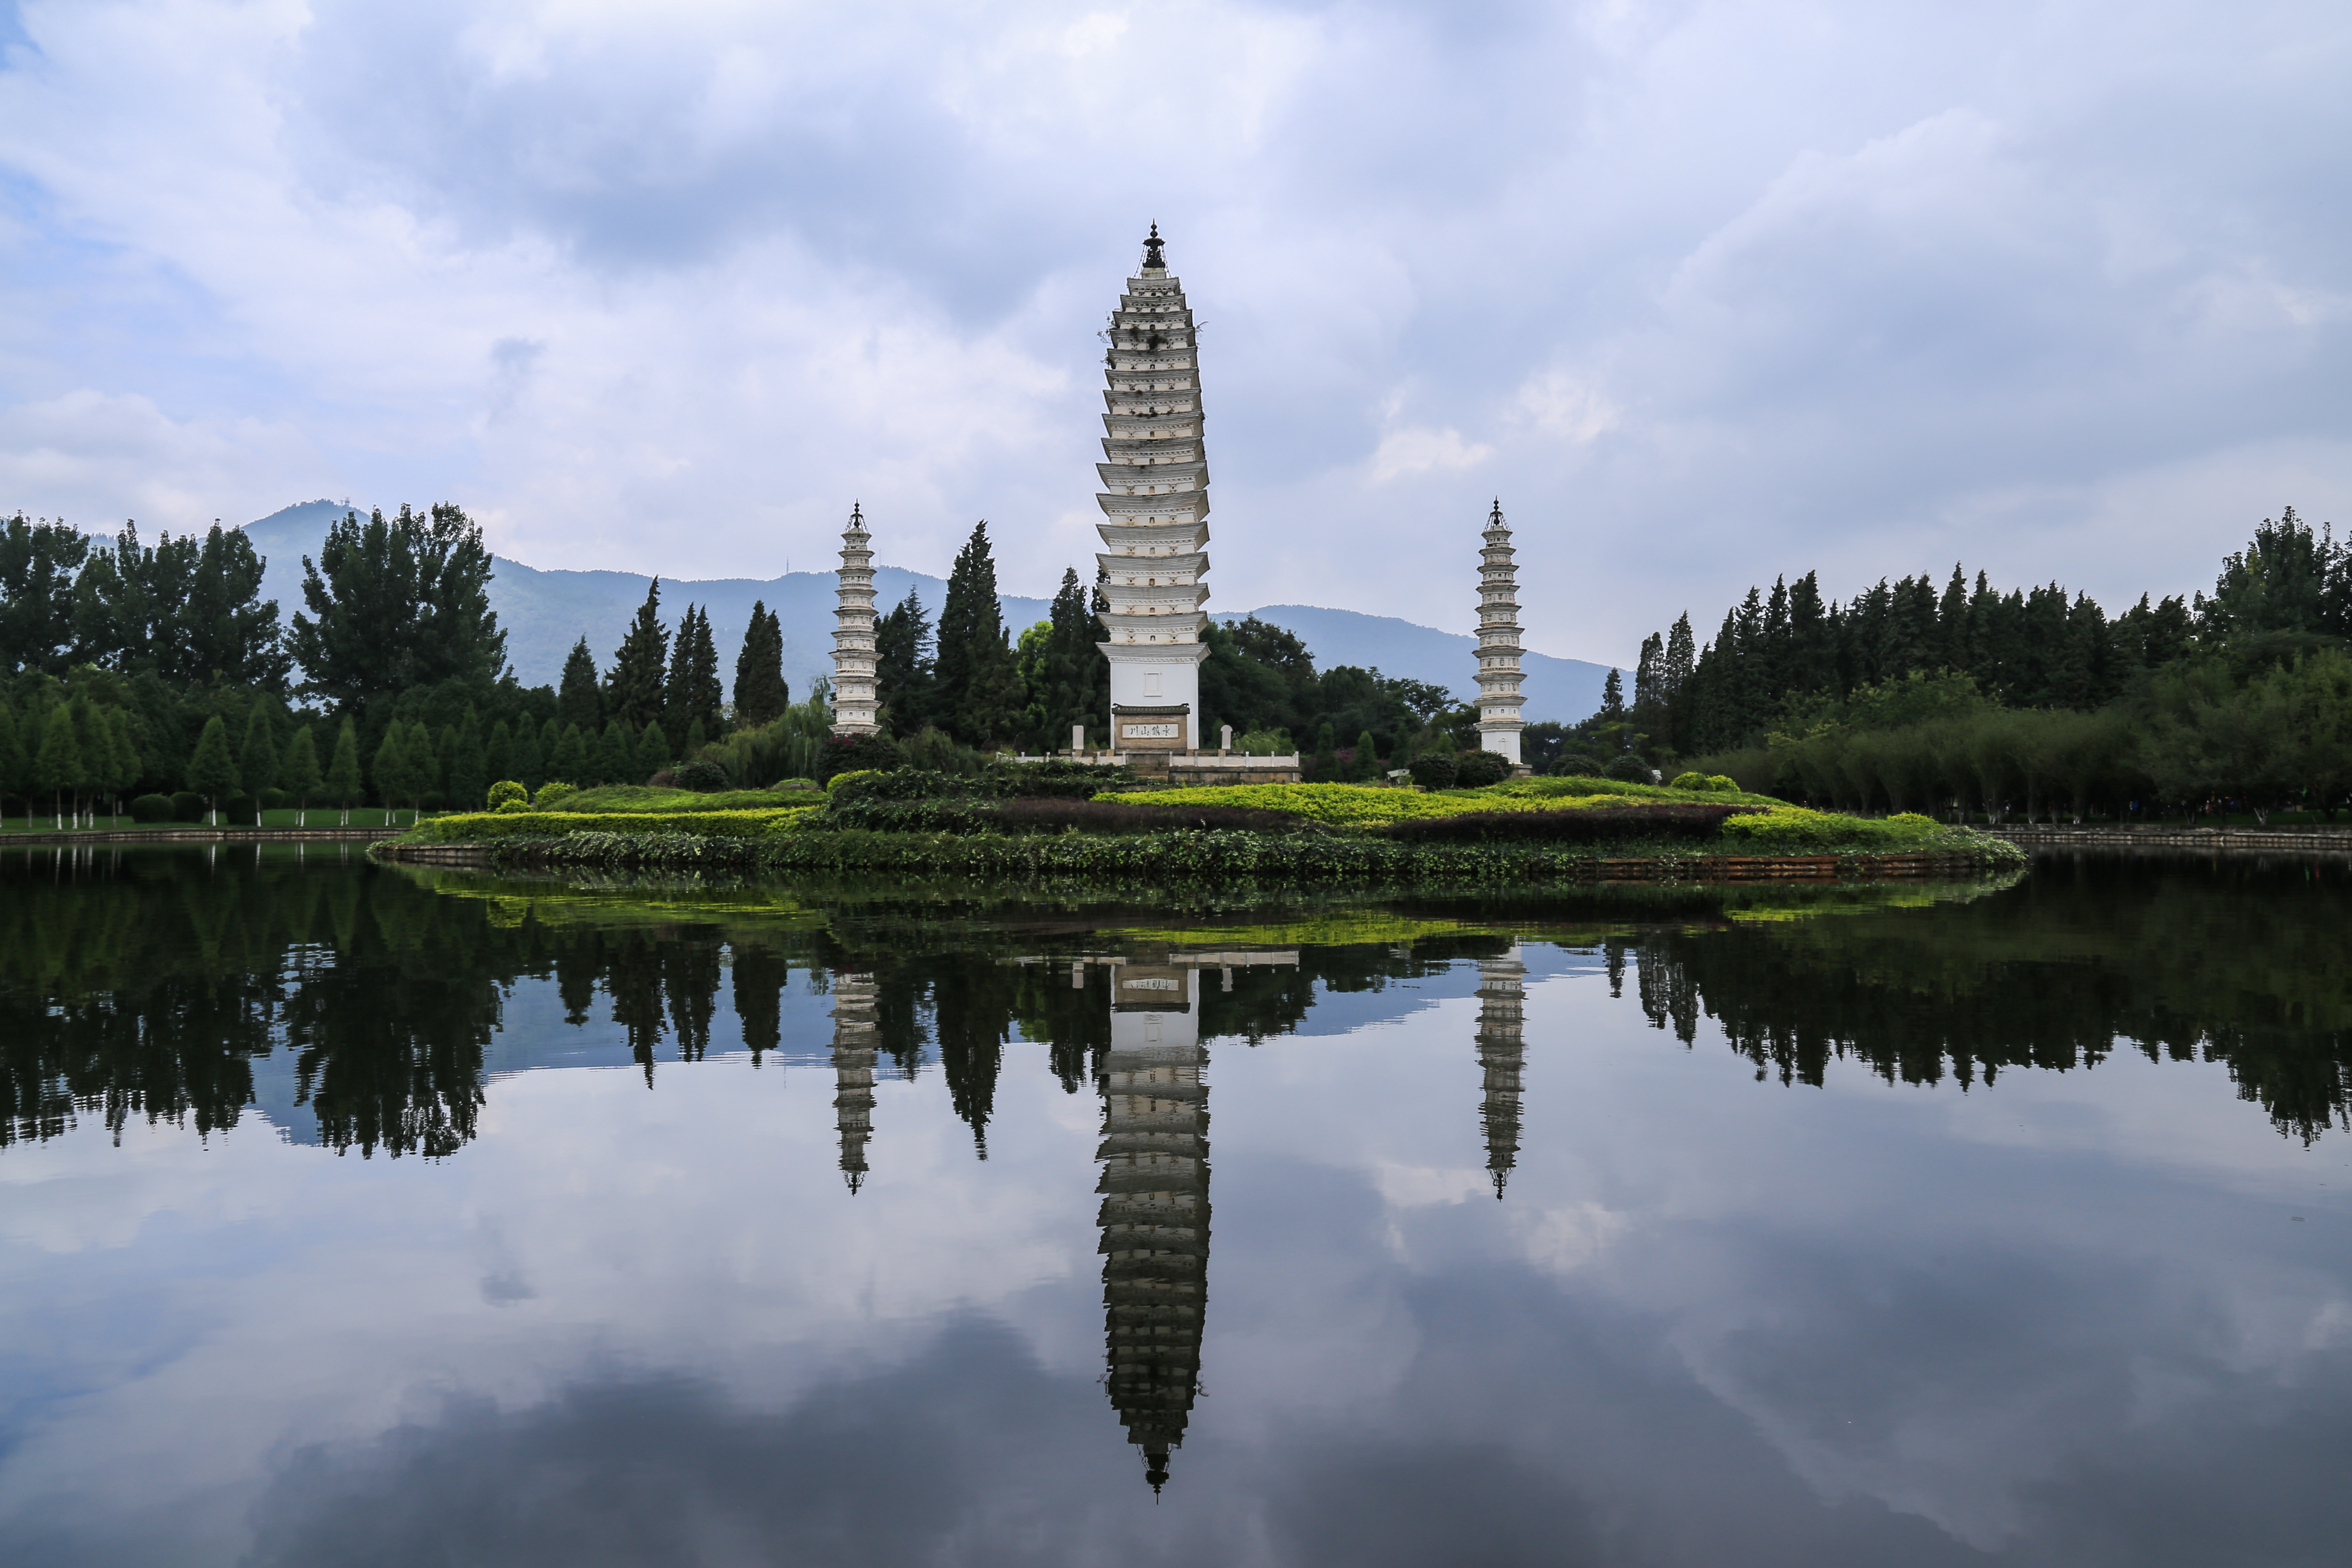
[1061,948,1296,1491]
[830,971,879,1192]
[1475,946,1527,1197]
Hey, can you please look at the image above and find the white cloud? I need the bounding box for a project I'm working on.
[1369,425,1494,484]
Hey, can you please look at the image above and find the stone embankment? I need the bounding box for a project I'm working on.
[1989,824,2352,855]
[372,839,1995,883]
[3,826,395,847]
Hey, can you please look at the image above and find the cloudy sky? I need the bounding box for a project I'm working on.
[2,0,2346,663]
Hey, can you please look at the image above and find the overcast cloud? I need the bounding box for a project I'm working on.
[2,0,2346,662]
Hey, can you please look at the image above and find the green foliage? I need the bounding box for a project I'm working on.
[874,586,937,737]
[486,779,528,811]
[557,637,603,732]
[278,725,322,803]
[935,522,1025,747]
[633,719,670,782]
[398,803,821,844]
[325,720,363,808]
[1454,750,1512,788]
[732,600,790,729]
[287,504,503,707]
[664,603,724,743]
[239,706,279,798]
[606,579,670,729]
[0,514,91,676]
[34,702,86,807]
[184,714,238,808]
[128,793,173,823]
[532,780,579,810]
[1408,755,1458,789]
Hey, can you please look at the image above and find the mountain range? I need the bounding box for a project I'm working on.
[237,501,1612,724]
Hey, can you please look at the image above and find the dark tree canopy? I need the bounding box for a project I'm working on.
[606,579,669,730]
[664,603,724,743]
[288,505,503,708]
[732,601,790,728]
[558,638,603,732]
[935,523,1023,746]
[874,587,936,737]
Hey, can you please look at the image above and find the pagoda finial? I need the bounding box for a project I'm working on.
[1142,221,1165,272]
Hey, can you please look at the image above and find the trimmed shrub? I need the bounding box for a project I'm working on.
[1706,774,1740,793]
[1409,755,1458,790]
[258,787,291,810]
[671,760,730,793]
[486,780,528,810]
[533,781,579,810]
[991,797,1302,834]
[1454,750,1512,788]
[1550,753,1602,778]
[1669,772,1709,791]
[129,794,175,824]
[494,799,533,814]
[1381,803,1757,844]
[818,732,904,781]
[1670,772,1744,794]
[171,791,206,822]
[1603,754,1652,783]
[222,793,260,827]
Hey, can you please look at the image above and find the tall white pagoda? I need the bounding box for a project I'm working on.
[1475,501,1527,764]
[830,503,880,736]
[1094,224,1212,753]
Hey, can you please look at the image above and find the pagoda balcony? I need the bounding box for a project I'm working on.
[1104,415,1204,439]
[1101,438,1204,462]
[1095,522,1210,553]
[1097,461,1206,493]
[1097,491,1211,523]
[1102,552,1208,582]
[1107,368,1200,389]
[1104,390,1200,411]
[1105,583,1210,616]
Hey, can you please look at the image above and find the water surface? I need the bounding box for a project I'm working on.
[2,848,2347,1566]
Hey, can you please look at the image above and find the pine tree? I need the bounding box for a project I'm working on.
[69,695,106,825]
[874,586,936,736]
[607,580,669,729]
[665,604,724,741]
[635,720,670,781]
[1353,729,1380,781]
[1600,668,1625,719]
[733,601,790,728]
[558,637,603,731]
[239,707,279,807]
[370,724,407,816]
[279,724,322,826]
[185,714,237,825]
[325,719,363,824]
[100,708,138,824]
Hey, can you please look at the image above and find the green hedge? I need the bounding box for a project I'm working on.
[398,805,821,844]
[419,822,2018,881]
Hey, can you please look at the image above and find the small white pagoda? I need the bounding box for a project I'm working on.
[830,502,880,735]
[1475,500,1527,765]
[1093,224,1212,753]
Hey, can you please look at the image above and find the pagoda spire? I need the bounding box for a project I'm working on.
[1093,228,1213,757]
[831,503,880,736]
[1474,501,1527,766]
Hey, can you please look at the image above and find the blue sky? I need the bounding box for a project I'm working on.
[2,0,2346,663]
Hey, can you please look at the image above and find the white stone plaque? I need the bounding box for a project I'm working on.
[1122,723,1179,738]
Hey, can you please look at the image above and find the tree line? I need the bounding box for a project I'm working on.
[1564,507,2352,821]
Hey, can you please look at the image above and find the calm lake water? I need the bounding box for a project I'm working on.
[2,848,2348,1567]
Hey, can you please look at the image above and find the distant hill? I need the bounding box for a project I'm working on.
[232,502,1608,723]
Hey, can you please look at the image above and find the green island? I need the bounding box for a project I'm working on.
[380,768,2023,882]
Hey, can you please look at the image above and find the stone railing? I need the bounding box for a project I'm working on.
[1988,824,2352,855]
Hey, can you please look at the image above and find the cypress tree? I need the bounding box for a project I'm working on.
[325,719,362,824]
[733,601,790,728]
[279,725,322,825]
[239,707,278,805]
[431,723,457,803]
[509,719,544,792]
[607,580,669,729]
[874,587,935,736]
[1600,668,1624,719]
[447,708,488,809]
[558,637,603,731]
[101,708,138,823]
[483,718,513,787]
[370,724,407,813]
[551,723,588,786]
[1354,729,1380,781]
[936,522,1024,744]
[634,720,670,781]
[596,719,632,785]
[185,713,236,824]
[69,695,105,824]
[664,604,724,742]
